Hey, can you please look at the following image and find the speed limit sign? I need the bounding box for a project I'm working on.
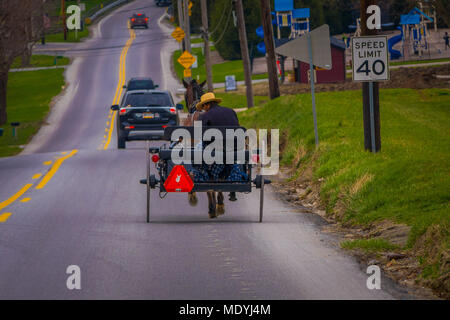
[352,36,389,82]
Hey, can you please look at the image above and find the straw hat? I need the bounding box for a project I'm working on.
[195,92,222,110]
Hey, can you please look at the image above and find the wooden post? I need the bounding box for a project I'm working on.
[62,0,67,41]
[260,0,280,99]
[177,0,184,51]
[235,0,254,108]
[183,0,191,53]
[361,0,381,152]
[201,0,213,92]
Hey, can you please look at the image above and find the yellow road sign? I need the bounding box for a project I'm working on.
[189,1,193,16]
[171,27,185,42]
[183,68,192,78]
[177,51,196,69]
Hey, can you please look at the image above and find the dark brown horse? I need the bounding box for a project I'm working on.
[182,79,225,217]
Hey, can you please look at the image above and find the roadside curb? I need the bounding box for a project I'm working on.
[157,11,184,102]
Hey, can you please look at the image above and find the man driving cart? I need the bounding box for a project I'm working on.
[191,93,246,217]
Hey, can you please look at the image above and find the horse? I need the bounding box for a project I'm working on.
[182,79,225,217]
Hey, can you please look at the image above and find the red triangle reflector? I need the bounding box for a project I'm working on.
[163,165,194,192]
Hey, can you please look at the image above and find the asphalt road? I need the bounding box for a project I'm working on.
[0,0,409,299]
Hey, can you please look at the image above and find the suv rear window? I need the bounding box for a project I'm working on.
[125,93,172,107]
[128,80,155,90]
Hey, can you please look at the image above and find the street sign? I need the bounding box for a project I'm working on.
[43,14,51,29]
[275,25,333,147]
[225,75,237,92]
[188,1,193,16]
[177,51,196,69]
[275,24,332,70]
[183,68,192,78]
[171,27,185,42]
[192,55,198,68]
[351,36,389,82]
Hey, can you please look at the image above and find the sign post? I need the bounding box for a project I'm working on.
[307,33,319,147]
[351,35,389,153]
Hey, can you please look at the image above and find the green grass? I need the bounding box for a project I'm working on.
[239,89,450,251]
[0,69,65,157]
[179,92,269,110]
[215,93,269,109]
[45,28,90,43]
[342,239,399,252]
[11,55,70,69]
[191,37,203,44]
[173,48,268,84]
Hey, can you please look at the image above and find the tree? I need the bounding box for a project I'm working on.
[210,0,262,61]
[0,0,44,125]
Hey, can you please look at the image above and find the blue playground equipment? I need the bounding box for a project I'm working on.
[399,7,433,57]
[256,0,310,55]
[388,27,403,60]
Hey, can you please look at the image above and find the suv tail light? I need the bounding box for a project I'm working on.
[119,108,127,115]
[131,18,135,22]
[145,18,149,21]
[169,107,176,114]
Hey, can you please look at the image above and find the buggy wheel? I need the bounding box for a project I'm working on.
[146,142,151,223]
[259,175,265,223]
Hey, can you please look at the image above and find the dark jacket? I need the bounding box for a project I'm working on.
[199,104,239,127]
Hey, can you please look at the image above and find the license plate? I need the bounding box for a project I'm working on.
[143,113,154,119]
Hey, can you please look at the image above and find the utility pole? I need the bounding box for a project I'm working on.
[62,0,67,41]
[361,0,381,152]
[183,0,191,53]
[201,0,213,92]
[234,0,254,108]
[177,0,185,51]
[260,0,280,99]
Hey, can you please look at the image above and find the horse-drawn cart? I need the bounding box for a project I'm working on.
[140,126,271,223]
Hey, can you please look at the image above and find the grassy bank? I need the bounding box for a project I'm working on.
[239,88,449,281]
[0,69,65,157]
[180,92,268,110]
[11,55,70,69]
[173,48,268,83]
[45,28,90,43]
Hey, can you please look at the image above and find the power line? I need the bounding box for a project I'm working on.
[212,1,234,45]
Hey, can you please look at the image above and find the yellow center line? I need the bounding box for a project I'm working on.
[0,184,33,212]
[0,213,12,223]
[43,161,53,166]
[103,28,136,150]
[20,198,31,203]
[35,149,78,190]
[32,173,42,179]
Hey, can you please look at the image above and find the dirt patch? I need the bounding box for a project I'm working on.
[252,65,450,96]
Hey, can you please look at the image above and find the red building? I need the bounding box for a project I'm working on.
[297,37,346,84]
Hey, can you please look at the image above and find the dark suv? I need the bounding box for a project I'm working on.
[155,0,172,7]
[130,13,148,29]
[111,90,183,149]
[123,77,158,91]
